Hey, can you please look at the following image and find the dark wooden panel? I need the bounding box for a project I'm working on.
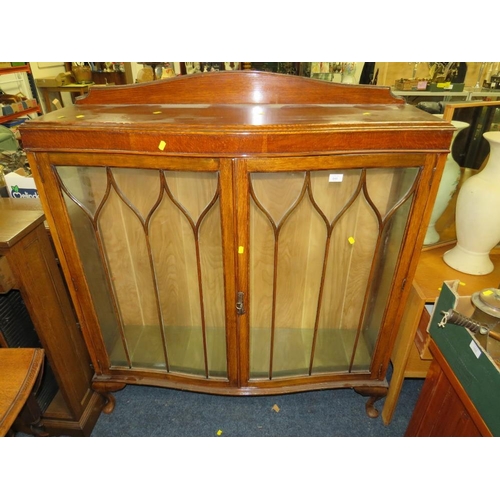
[0,206,104,435]
[428,283,500,435]
[406,342,490,437]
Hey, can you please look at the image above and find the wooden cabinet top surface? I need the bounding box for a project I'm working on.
[24,101,450,128]
[0,348,44,436]
[20,72,454,155]
[0,208,45,249]
[415,244,500,301]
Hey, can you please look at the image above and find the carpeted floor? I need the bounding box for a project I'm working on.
[90,375,423,437]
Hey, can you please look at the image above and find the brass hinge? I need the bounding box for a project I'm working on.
[236,291,245,315]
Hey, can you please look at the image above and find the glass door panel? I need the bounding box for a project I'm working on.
[99,185,165,369]
[61,189,127,366]
[248,166,419,380]
[56,164,228,379]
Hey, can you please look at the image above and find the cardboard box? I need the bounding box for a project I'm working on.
[395,79,419,91]
[394,79,429,91]
[11,102,24,113]
[35,77,59,88]
[35,72,75,88]
[1,105,14,116]
[4,169,39,199]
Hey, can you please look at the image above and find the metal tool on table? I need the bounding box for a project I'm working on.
[438,287,500,365]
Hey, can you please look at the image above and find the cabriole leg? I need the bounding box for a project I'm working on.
[353,386,388,418]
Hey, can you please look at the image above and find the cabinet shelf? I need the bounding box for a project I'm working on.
[0,64,31,76]
[0,105,40,124]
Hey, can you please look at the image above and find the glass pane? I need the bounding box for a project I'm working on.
[272,195,325,377]
[365,168,417,219]
[250,171,313,379]
[357,193,415,369]
[57,166,108,218]
[56,165,227,378]
[251,172,306,226]
[352,168,418,370]
[199,201,227,378]
[150,171,227,378]
[99,185,165,369]
[58,168,127,367]
[150,193,203,374]
[62,191,128,365]
[111,168,162,222]
[312,188,378,374]
[310,169,362,223]
[249,197,273,378]
[165,171,218,224]
[249,166,419,379]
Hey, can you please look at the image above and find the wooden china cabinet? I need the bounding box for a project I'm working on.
[20,72,454,418]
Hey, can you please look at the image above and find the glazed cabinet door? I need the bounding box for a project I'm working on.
[36,153,238,388]
[236,154,431,388]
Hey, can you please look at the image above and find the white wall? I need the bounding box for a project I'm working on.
[29,62,66,79]
[29,62,73,111]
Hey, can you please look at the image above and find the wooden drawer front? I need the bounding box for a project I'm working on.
[415,306,432,360]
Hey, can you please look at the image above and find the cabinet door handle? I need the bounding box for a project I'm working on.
[236,291,245,315]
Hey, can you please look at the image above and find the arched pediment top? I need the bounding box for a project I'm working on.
[78,70,405,106]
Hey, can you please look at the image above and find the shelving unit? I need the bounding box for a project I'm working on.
[0,65,31,76]
[0,63,41,125]
[0,106,41,125]
[393,88,500,102]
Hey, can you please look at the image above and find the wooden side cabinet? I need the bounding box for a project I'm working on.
[406,281,500,436]
[405,339,492,436]
[20,72,454,418]
[0,204,104,436]
[382,244,500,425]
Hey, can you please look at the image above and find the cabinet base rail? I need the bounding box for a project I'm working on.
[92,375,389,418]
